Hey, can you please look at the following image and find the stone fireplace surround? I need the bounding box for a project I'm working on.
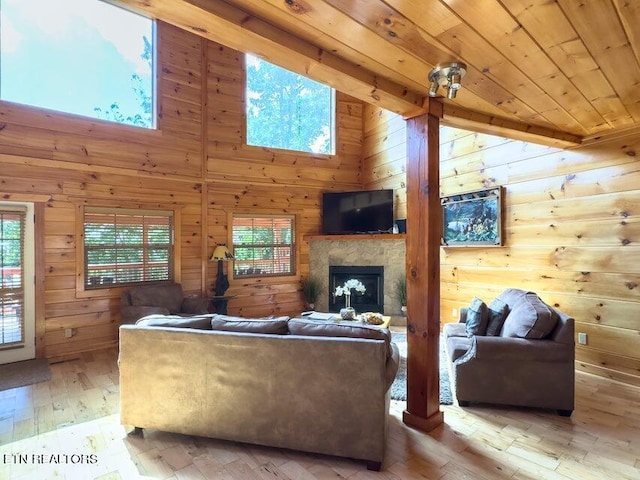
[308,235,406,318]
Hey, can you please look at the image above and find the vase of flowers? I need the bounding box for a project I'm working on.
[334,279,366,320]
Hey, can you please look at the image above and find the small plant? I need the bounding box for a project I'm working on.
[301,276,322,308]
[394,276,407,314]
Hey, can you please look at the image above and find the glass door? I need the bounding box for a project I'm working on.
[0,203,35,364]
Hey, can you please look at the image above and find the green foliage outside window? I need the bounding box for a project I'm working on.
[232,216,294,277]
[0,214,22,268]
[245,54,334,154]
[84,209,173,288]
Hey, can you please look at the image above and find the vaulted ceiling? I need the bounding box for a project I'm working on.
[111,0,640,145]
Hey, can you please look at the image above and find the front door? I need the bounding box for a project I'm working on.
[0,203,35,364]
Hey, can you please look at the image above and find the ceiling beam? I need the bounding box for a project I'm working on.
[442,105,582,148]
[107,0,585,146]
[106,0,425,118]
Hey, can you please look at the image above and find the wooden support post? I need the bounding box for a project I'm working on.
[402,99,444,432]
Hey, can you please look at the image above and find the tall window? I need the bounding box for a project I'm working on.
[0,0,154,128]
[245,54,335,154]
[83,208,173,289]
[0,208,25,347]
[232,215,295,278]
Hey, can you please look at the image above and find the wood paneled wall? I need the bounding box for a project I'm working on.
[363,104,640,387]
[0,22,363,359]
[362,107,408,220]
[203,42,363,317]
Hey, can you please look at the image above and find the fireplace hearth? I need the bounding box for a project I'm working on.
[329,266,384,313]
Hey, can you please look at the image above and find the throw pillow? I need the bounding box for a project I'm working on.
[210,314,290,334]
[287,318,391,356]
[485,297,509,336]
[500,292,558,339]
[465,297,489,337]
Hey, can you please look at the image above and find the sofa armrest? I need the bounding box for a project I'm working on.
[385,342,400,391]
[120,305,170,324]
[459,307,468,323]
[458,335,573,364]
[181,297,210,314]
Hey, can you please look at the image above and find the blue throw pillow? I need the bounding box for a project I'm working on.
[486,298,509,336]
[465,297,488,337]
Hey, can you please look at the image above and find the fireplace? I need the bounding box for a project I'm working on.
[329,266,384,314]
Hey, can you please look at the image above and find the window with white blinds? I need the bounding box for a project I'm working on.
[83,207,174,288]
[232,215,295,278]
[0,208,25,348]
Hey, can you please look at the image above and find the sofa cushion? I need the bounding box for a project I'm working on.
[497,288,528,309]
[130,283,183,314]
[210,314,290,334]
[485,297,509,336]
[288,318,391,356]
[500,292,558,339]
[465,297,488,337]
[136,314,212,330]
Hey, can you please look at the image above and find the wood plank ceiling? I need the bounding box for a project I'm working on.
[112,0,640,144]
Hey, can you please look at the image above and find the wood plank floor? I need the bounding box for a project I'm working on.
[0,347,639,479]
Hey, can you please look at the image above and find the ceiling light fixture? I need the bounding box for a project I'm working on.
[427,62,467,99]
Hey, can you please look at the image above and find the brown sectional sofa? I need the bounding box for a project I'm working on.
[118,314,400,470]
[443,288,575,416]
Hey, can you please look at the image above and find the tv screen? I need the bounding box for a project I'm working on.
[322,190,394,234]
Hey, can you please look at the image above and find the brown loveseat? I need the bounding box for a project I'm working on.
[443,288,575,416]
[119,282,210,324]
[119,315,400,470]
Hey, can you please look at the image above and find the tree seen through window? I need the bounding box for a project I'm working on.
[245,54,334,154]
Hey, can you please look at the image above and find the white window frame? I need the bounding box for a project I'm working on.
[244,54,336,155]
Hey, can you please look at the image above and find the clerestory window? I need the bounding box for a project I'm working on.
[0,0,155,128]
[245,54,335,154]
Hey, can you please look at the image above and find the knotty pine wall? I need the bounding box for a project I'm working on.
[363,105,640,387]
[0,22,363,359]
[203,39,363,318]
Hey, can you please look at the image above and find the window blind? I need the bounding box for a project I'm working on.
[84,208,174,288]
[232,215,295,277]
[0,208,25,348]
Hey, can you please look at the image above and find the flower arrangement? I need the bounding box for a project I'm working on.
[334,279,366,309]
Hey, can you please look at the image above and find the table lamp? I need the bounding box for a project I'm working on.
[211,244,234,297]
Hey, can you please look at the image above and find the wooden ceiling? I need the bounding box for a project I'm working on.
[111,0,640,145]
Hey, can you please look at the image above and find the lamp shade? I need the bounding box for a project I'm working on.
[211,245,234,261]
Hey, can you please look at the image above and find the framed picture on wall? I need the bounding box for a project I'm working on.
[441,187,503,247]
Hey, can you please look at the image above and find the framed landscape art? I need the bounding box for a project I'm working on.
[441,187,503,247]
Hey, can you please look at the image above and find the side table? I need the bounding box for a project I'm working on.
[210,295,235,314]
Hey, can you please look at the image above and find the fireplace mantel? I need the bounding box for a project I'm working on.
[305,233,406,241]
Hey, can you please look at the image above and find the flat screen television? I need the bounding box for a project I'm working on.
[322,189,394,234]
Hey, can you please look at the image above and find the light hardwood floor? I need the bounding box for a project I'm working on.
[0,347,639,480]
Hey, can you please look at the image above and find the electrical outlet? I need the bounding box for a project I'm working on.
[578,332,587,345]
[65,328,73,338]
[452,308,457,318]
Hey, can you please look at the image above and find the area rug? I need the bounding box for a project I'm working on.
[390,332,453,405]
[0,358,52,391]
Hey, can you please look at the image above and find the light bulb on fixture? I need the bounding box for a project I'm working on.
[427,62,467,99]
[428,79,439,97]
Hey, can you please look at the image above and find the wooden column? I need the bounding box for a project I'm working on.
[402,99,444,432]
